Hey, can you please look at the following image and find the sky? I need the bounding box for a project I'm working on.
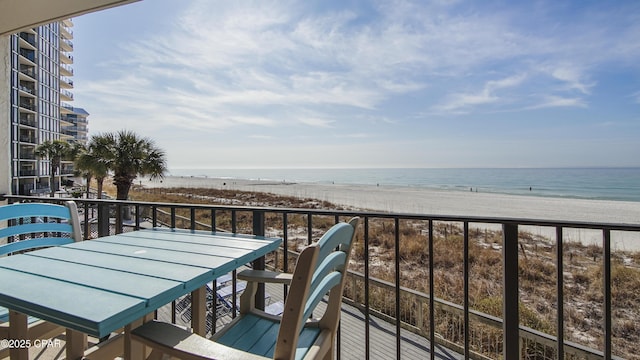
[71,0,640,170]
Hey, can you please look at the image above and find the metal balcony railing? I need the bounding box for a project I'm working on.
[2,195,637,360]
[19,66,37,79]
[19,153,36,160]
[19,116,36,127]
[18,84,35,95]
[60,76,74,86]
[61,38,74,50]
[60,63,74,75]
[17,170,36,176]
[61,89,74,100]
[18,135,36,143]
[19,49,35,62]
[19,100,35,111]
[19,32,36,47]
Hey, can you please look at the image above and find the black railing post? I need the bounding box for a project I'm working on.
[252,210,266,310]
[603,229,612,360]
[97,203,110,237]
[503,223,519,359]
[115,203,123,234]
[83,202,90,240]
[556,226,565,360]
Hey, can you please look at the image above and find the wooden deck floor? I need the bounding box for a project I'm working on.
[161,281,465,360]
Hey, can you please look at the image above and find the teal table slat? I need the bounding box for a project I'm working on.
[135,228,282,254]
[122,228,282,249]
[0,255,184,310]
[64,240,241,272]
[0,268,146,337]
[27,247,213,288]
[94,236,258,260]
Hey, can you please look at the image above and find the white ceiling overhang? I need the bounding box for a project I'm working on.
[0,0,140,36]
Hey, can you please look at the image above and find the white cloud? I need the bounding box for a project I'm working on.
[528,96,587,110]
[73,0,640,168]
[434,74,526,113]
[548,66,594,94]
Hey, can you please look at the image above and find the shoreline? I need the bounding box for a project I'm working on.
[140,175,640,252]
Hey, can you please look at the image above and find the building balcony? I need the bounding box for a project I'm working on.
[60,102,74,114]
[60,89,74,101]
[19,99,36,111]
[19,151,36,160]
[18,135,36,144]
[18,83,36,96]
[60,52,74,64]
[19,65,37,80]
[19,48,36,63]
[60,22,74,38]
[59,133,75,141]
[60,76,74,88]
[3,195,637,360]
[60,63,74,76]
[17,169,36,177]
[19,115,36,128]
[60,38,74,52]
[18,32,36,48]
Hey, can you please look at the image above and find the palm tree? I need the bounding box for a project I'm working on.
[75,136,112,199]
[35,140,71,197]
[103,130,167,200]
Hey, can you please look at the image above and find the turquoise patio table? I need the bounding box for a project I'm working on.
[0,227,281,360]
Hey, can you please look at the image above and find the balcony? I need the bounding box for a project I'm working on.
[60,38,74,52]
[18,131,36,143]
[18,99,36,111]
[19,114,36,127]
[60,52,74,64]
[60,76,74,88]
[60,22,74,39]
[19,151,36,160]
[60,89,74,101]
[19,65,37,80]
[18,32,36,48]
[4,194,637,360]
[18,83,36,96]
[60,63,74,76]
[60,102,74,114]
[19,48,36,63]
[17,169,36,177]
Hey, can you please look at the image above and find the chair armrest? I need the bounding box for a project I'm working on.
[237,269,293,285]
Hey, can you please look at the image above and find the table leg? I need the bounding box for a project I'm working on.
[65,329,87,360]
[191,287,206,336]
[8,311,28,360]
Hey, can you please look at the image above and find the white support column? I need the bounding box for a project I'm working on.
[0,35,10,200]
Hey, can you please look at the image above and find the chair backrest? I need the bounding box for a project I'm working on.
[0,201,82,256]
[275,217,359,359]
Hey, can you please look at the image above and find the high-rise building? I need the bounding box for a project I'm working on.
[9,19,86,195]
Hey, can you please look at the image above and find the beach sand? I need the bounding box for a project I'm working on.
[140,176,640,251]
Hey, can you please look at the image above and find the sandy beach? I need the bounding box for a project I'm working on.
[140,175,640,251]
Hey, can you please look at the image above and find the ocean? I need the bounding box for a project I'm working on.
[168,167,640,203]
